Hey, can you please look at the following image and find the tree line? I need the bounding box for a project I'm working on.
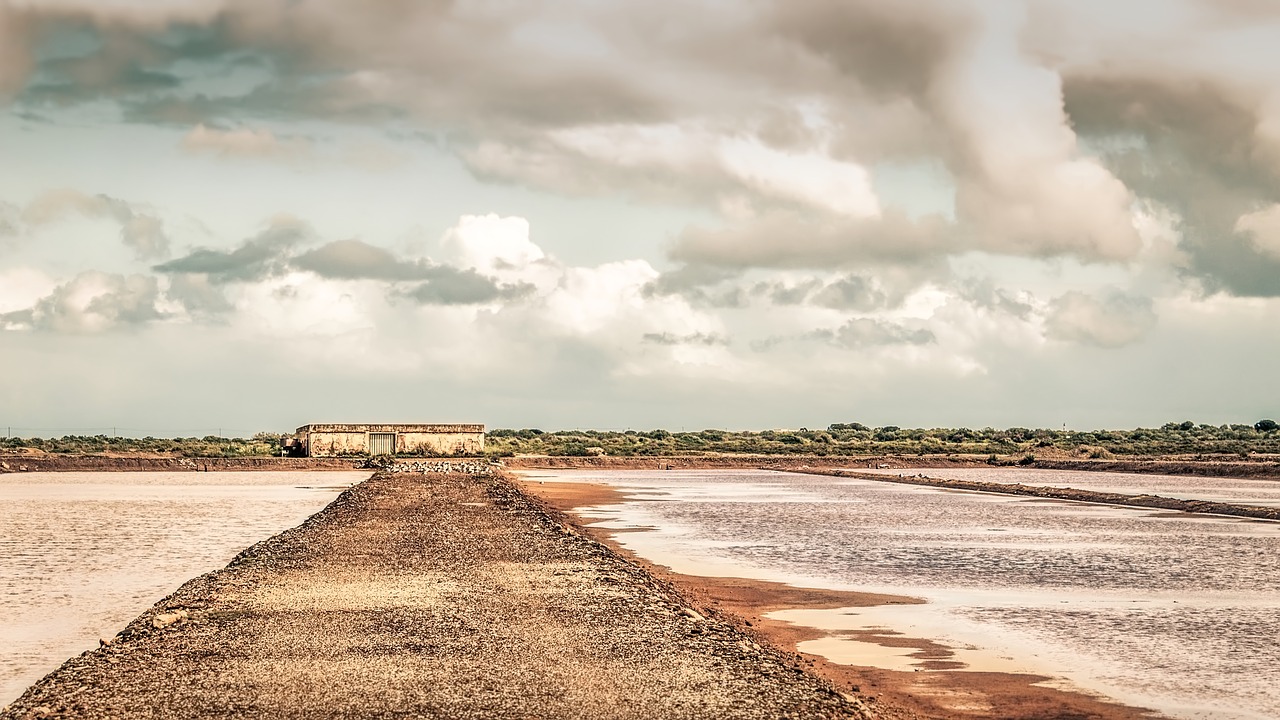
[1,422,1275,459]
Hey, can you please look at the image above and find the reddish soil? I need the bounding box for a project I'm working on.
[516,476,1166,720]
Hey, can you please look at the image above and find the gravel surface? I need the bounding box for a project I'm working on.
[3,473,867,719]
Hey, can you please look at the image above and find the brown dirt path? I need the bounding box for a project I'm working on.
[2,473,866,720]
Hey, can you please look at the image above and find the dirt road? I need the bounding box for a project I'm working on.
[2,473,865,720]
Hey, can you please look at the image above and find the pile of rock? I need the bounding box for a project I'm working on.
[372,459,498,475]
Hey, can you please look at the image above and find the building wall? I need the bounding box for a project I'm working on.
[306,431,369,457]
[299,424,484,457]
[398,431,484,455]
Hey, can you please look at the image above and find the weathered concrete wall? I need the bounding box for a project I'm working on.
[306,432,369,457]
[301,425,485,457]
[398,432,484,456]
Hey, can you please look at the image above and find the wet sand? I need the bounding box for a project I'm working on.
[3,473,862,720]
[517,476,1165,720]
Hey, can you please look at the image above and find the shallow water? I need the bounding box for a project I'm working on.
[520,469,1280,720]
[0,470,366,704]
[853,466,1280,507]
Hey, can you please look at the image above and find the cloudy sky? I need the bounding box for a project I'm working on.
[1,0,1278,435]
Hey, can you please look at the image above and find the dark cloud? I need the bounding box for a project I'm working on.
[956,278,1033,320]
[4,0,1279,296]
[641,331,728,346]
[165,274,234,318]
[754,316,935,351]
[753,278,822,306]
[823,318,935,348]
[1,272,164,332]
[400,267,535,306]
[764,0,966,101]
[642,264,750,308]
[293,238,536,305]
[810,275,890,311]
[154,216,308,282]
[292,239,433,281]
[1064,73,1280,296]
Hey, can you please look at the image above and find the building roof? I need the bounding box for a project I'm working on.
[296,423,485,434]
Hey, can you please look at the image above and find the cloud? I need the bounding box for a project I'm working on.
[21,190,170,259]
[0,1,1141,270]
[1062,71,1280,295]
[1045,289,1157,348]
[163,273,234,318]
[642,264,747,308]
[292,234,537,306]
[956,277,1033,320]
[822,317,935,348]
[810,275,892,311]
[673,209,954,269]
[154,215,308,282]
[292,239,432,281]
[0,4,35,102]
[1,271,164,332]
[440,214,546,273]
[181,123,313,161]
[399,267,535,306]
[1234,204,1280,260]
[642,331,729,346]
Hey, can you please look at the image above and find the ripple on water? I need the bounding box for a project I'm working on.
[523,469,1280,720]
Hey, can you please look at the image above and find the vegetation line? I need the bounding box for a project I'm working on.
[0,420,1276,459]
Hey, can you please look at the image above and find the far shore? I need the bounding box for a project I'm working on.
[4,451,1280,480]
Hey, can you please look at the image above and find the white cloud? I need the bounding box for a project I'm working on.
[1045,289,1158,348]
[440,214,546,275]
[1235,204,1280,260]
[0,266,57,314]
[3,271,163,332]
[717,136,880,218]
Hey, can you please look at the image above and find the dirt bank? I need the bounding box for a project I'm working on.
[0,455,357,473]
[507,454,1280,479]
[806,469,1280,522]
[516,477,1163,720]
[2,472,866,720]
[5,452,1278,479]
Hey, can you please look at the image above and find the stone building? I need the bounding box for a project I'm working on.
[293,423,485,457]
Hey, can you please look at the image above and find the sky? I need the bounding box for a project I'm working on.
[1,0,1278,435]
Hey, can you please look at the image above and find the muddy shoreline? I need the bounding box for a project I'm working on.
[515,475,1164,720]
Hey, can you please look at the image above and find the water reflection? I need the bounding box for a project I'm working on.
[0,471,366,704]
[523,469,1280,720]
